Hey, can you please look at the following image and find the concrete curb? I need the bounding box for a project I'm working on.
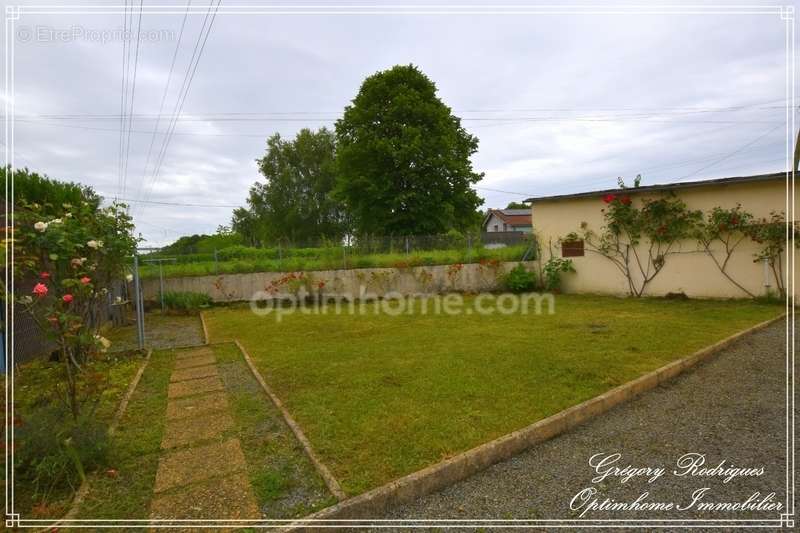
[284,313,786,527]
[199,311,210,345]
[233,339,347,502]
[45,348,154,530]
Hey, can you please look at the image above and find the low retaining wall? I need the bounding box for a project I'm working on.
[142,261,534,302]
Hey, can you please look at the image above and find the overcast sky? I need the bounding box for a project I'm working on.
[4,1,795,246]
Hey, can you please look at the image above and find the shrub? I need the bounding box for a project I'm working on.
[15,407,109,499]
[503,263,537,293]
[161,291,213,314]
[542,257,575,292]
[13,171,138,420]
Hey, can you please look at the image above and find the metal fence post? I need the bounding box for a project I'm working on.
[405,236,410,256]
[159,261,165,312]
[133,255,145,351]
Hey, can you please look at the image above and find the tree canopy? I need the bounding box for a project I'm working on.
[334,64,484,235]
[233,128,347,246]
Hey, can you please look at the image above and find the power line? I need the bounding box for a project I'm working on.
[117,0,129,199]
[475,186,535,197]
[101,194,239,208]
[7,115,781,125]
[133,0,192,216]
[679,123,784,180]
[142,0,221,212]
[4,97,791,120]
[121,0,144,198]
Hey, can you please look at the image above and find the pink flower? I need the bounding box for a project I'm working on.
[33,283,48,298]
[40,272,50,280]
[62,294,74,304]
[80,276,91,285]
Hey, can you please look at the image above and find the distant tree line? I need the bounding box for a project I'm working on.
[231,64,485,246]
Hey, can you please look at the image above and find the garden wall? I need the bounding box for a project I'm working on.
[141,261,535,302]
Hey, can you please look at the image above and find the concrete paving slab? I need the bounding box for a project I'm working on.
[150,472,260,520]
[161,410,234,449]
[175,347,213,360]
[154,439,247,493]
[170,364,219,383]
[165,391,229,421]
[167,376,224,399]
[173,354,216,370]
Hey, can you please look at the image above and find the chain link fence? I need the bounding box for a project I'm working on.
[139,231,537,280]
[9,278,131,367]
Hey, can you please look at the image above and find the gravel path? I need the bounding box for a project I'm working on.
[382,317,793,530]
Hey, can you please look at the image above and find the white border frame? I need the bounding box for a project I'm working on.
[3,3,795,529]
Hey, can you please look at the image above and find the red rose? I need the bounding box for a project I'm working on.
[33,283,48,298]
[621,196,631,205]
[603,194,616,203]
[40,272,50,280]
[62,294,74,304]
[80,276,91,285]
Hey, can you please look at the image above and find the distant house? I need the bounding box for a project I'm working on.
[482,209,533,233]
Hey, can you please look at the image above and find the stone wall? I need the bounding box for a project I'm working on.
[142,261,535,302]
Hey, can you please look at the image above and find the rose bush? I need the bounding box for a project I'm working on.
[568,190,701,297]
[743,211,800,297]
[14,197,137,419]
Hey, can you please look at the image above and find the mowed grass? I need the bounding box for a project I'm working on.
[76,348,175,519]
[204,295,783,495]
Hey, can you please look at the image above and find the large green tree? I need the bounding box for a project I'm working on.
[334,64,484,235]
[234,128,347,245]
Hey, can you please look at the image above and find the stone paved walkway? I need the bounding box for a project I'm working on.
[149,346,260,521]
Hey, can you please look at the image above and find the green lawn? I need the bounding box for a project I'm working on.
[204,295,783,496]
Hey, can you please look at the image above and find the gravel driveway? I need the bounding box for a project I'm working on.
[380,317,793,531]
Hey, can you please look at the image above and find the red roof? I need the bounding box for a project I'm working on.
[489,209,531,227]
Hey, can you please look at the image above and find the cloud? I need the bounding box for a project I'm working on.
[6,3,792,245]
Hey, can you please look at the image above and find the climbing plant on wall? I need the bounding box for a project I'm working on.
[694,205,756,297]
[567,193,702,297]
[743,211,799,298]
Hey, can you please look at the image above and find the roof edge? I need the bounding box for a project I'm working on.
[525,171,787,203]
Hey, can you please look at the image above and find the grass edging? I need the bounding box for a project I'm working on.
[200,311,210,345]
[284,313,786,526]
[45,348,154,528]
[234,339,347,502]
